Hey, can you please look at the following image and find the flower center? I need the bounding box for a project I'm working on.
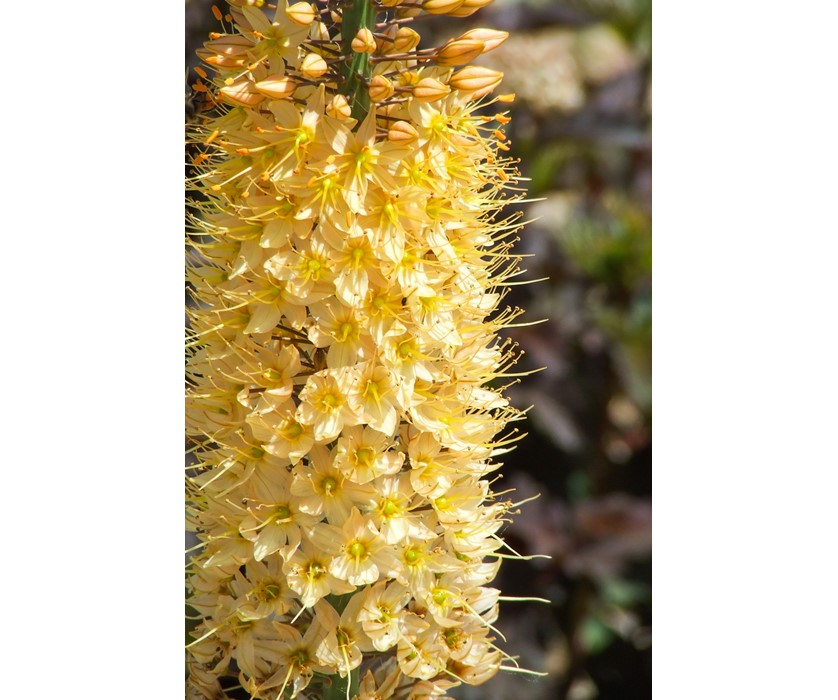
[338,322,354,341]
[356,448,375,467]
[262,368,283,382]
[348,541,367,559]
[321,476,338,494]
[291,649,310,668]
[263,583,282,601]
[283,421,303,439]
[398,341,415,359]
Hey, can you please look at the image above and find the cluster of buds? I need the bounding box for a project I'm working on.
[186,1,541,698]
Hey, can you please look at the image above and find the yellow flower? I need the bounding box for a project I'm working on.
[187,0,545,695]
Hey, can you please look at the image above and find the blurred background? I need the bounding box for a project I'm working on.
[187,1,651,697]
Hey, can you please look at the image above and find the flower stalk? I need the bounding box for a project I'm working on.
[186,1,543,698]
[339,0,376,121]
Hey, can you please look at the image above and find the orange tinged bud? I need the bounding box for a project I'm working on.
[449,66,503,98]
[387,120,419,143]
[457,28,509,53]
[198,34,253,68]
[286,1,317,25]
[397,5,422,17]
[326,94,351,120]
[422,0,467,15]
[379,102,401,119]
[412,77,451,102]
[219,78,266,107]
[254,75,297,99]
[204,34,253,53]
[380,0,404,5]
[351,27,377,54]
[435,39,485,67]
[375,26,398,54]
[300,52,328,79]
[393,27,421,53]
[368,74,395,102]
[447,0,496,17]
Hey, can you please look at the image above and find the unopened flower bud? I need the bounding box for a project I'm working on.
[300,52,328,79]
[412,77,451,102]
[254,75,297,99]
[447,0,496,17]
[196,49,246,69]
[326,93,352,119]
[286,1,317,25]
[352,27,377,54]
[375,26,398,54]
[457,27,509,53]
[422,0,467,15]
[435,39,485,67]
[219,77,266,106]
[368,74,395,102]
[197,34,253,69]
[378,102,401,119]
[396,5,422,17]
[449,66,503,97]
[387,120,419,143]
[393,27,421,53]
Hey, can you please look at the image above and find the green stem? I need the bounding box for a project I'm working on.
[323,668,360,700]
[339,0,376,122]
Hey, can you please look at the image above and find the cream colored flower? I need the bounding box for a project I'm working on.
[309,507,399,586]
[296,368,360,441]
[290,444,376,522]
[186,0,542,695]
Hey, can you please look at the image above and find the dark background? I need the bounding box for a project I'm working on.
[186,2,652,697]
